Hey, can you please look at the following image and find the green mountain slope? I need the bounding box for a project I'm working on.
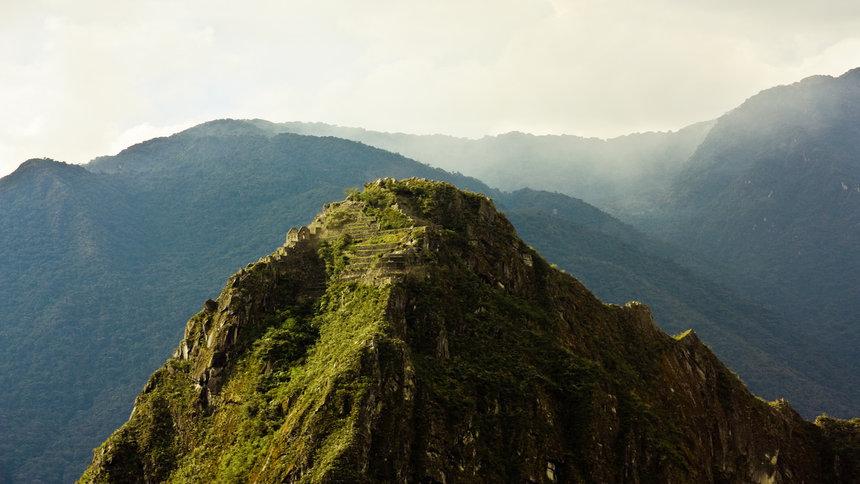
[80,179,860,483]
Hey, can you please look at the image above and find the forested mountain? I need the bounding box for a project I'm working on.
[643,68,860,367]
[80,179,860,483]
[0,160,152,482]
[0,109,856,481]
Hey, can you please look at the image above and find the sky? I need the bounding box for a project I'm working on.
[2,0,860,178]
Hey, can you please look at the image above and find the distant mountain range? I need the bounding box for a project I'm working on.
[0,68,857,481]
[210,117,714,214]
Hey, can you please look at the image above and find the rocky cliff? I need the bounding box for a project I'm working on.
[80,178,858,483]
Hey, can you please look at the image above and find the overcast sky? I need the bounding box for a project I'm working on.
[2,0,860,178]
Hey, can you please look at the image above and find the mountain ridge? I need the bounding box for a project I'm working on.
[238,117,715,212]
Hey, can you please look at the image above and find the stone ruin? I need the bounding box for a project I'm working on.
[285,226,312,245]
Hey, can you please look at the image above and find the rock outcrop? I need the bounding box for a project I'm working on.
[80,178,859,483]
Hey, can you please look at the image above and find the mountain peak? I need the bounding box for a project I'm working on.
[838,66,860,80]
[0,158,95,195]
[81,178,858,483]
[175,118,277,138]
[5,157,79,178]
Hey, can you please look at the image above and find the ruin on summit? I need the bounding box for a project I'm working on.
[286,226,312,245]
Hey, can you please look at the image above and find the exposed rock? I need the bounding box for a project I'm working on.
[202,298,217,313]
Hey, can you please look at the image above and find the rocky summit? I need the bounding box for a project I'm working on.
[80,178,858,483]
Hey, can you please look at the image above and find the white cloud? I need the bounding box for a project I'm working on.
[1,0,859,177]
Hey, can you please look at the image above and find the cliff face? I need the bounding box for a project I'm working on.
[80,178,858,483]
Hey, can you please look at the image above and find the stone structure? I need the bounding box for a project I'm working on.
[285,226,312,245]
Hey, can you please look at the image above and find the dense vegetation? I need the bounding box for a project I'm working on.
[507,209,858,416]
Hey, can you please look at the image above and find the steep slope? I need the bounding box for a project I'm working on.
[644,68,860,364]
[80,179,859,483]
[506,208,858,419]
[499,188,860,417]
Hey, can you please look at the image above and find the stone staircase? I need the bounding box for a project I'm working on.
[324,205,417,282]
[340,233,412,282]
[281,200,424,285]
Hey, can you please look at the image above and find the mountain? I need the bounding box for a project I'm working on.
[1,119,854,481]
[80,179,860,483]
[0,159,152,482]
[641,68,860,366]
[225,118,714,213]
[267,69,860,408]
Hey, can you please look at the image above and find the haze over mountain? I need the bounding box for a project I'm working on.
[80,179,859,483]
[646,68,860,366]
[263,119,714,213]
